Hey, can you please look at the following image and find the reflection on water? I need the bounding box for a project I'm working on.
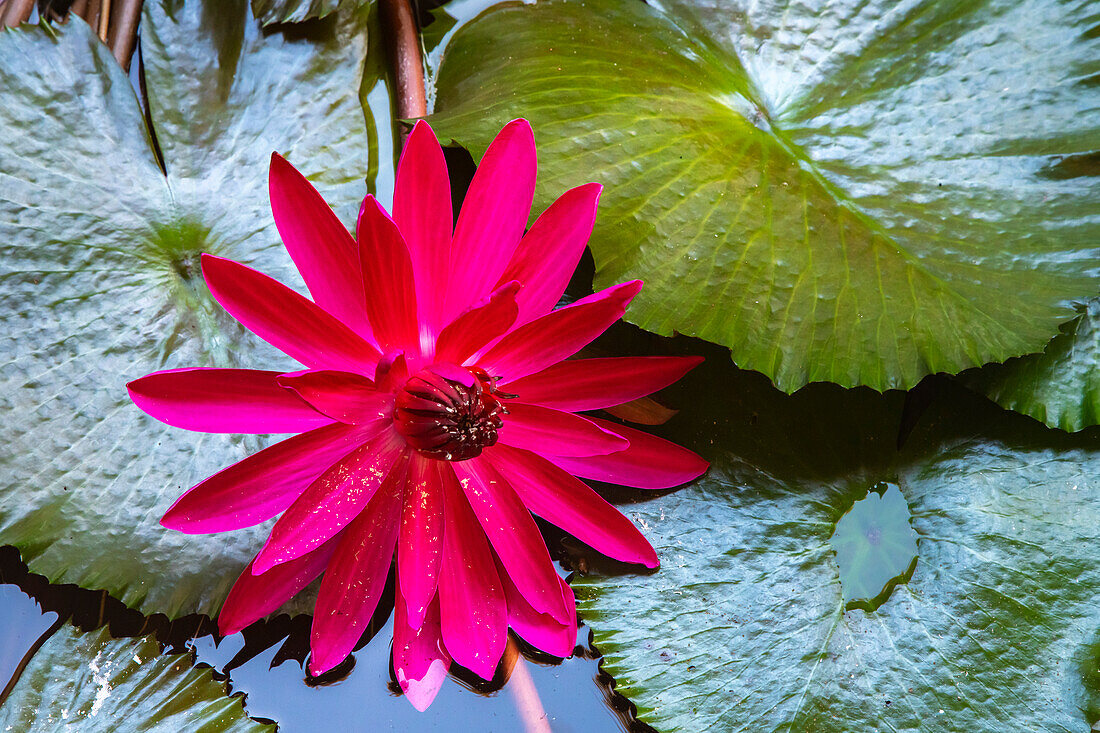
[0,546,651,732]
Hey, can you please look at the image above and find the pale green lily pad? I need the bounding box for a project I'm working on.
[0,1,383,617]
[968,299,1100,432]
[429,0,1100,392]
[0,625,271,732]
[829,482,918,611]
[573,364,1100,732]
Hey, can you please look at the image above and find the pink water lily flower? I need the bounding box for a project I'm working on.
[128,119,707,710]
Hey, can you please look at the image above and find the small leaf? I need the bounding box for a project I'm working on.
[0,625,272,732]
[429,0,1100,392]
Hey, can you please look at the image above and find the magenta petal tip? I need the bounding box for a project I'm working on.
[398,659,449,712]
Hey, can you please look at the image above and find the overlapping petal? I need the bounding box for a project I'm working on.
[435,281,520,365]
[310,463,406,675]
[485,444,659,568]
[444,119,536,322]
[252,432,407,574]
[219,534,342,636]
[393,590,450,712]
[498,182,602,325]
[496,557,576,658]
[452,458,568,623]
[276,370,391,425]
[357,195,421,354]
[496,402,628,457]
[550,418,708,490]
[393,120,452,332]
[202,254,381,373]
[162,422,368,534]
[503,356,703,412]
[128,367,331,434]
[269,153,371,339]
[398,454,444,628]
[437,463,507,680]
[475,280,643,382]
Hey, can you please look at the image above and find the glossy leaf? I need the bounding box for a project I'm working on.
[430,0,1100,391]
[0,625,271,732]
[0,2,384,617]
[573,362,1100,732]
[251,0,341,26]
[967,299,1100,432]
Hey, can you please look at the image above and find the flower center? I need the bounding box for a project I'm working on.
[393,364,508,461]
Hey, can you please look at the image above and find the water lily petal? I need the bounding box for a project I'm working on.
[393,120,452,333]
[276,370,391,425]
[437,463,507,680]
[161,422,368,534]
[309,462,406,675]
[485,445,659,568]
[550,418,709,490]
[269,153,371,340]
[497,403,628,457]
[435,281,520,365]
[202,254,381,374]
[452,458,568,623]
[502,356,703,412]
[394,590,450,712]
[357,195,422,354]
[218,534,342,636]
[496,557,577,659]
[444,119,536,321]
[498,182,602,325]
[474,280,642,382]
[128,367,331,433]
[398,453,444,629]
[252,432,407,574]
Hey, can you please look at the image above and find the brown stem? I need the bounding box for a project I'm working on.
[98,0,111,41]
[0,0,35,28]
[70,0,89,20]
[84,0,103,27]
[380,0,427,120]
[106,0,142,70]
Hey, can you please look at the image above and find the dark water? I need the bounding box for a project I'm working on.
[0,546,651,732]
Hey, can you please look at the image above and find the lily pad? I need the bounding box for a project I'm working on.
[967,300,1100,432]
[573,364,1100,732]
[429,0,1100,392]
[0,625,271,732]
[0,1,381,617]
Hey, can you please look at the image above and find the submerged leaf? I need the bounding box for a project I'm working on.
[430,0,1100,391]
[0,625,271,732]
[0,2,384,617]
[573,362,1100,732]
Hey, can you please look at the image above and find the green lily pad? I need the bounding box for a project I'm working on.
[829,482,918,611]
[0,625,271,732]
[967,300,1100,433]
[429,0,1100,392]
[250,0,341,25]
[0,1,383,618]
[573,363,1100,732]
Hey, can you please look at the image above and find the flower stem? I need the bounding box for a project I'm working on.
[0,0,34,28]
[106,0,143,70]
[380,0,427,120]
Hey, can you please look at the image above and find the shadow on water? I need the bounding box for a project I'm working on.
[0,544,656,732]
